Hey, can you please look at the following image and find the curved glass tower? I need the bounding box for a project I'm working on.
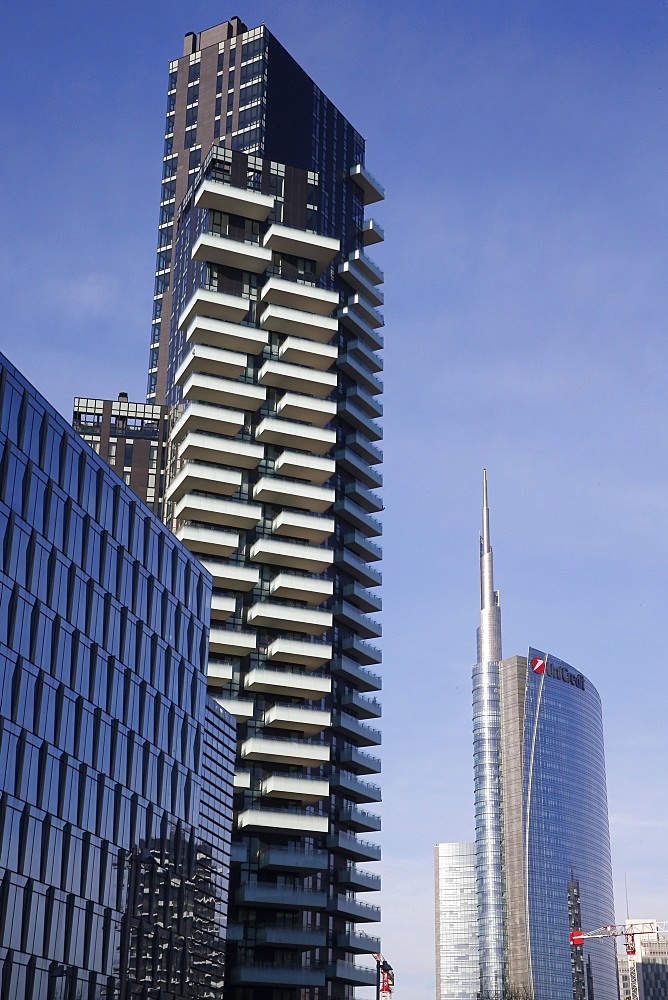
[473,471,505,995]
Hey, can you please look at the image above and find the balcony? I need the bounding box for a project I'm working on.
[200,558,259,591]
[209,594,237,620]
[334,497,382,538]
[337,930,380,954]
[339,354,383,398]
[331,656,382,693]
[178,287,249,329]
[259,303,338,344]
[260,276,339,315]
[236,880,328,908]
[209,627,256,657]
[279,336,338,371]
[165,462,242,503]
[339,804,381,833]
[207,660,233,685]
[214,697,254,720]
[266,636,332,668]
[233,771,251,789]
[262,704,330,735]
[175,344,247,384]
[259,359,337,398]
[327,960,377,986]
[256,416,335,455]
[333,711,381,748]
[194,177,275,220]
[173,493,262,529]
[170,401,245,441]
[340,745,381,775]
[274,449,335,485]
[181,372,265,411]
[346,384,382,419]
[338,397,382,441]
[341,688,382,719]
[359,218,384,246]
[276,391,336,427]
[327,884,380,923]
[337,304,384,352]
[244,667,331,700]
[260,774,329,802]
[343,530,382,563]
[237,808,328,835]
[330,770,381,804]
[343,581,383,613]
[270,572,333,607]
[177,431,263,469]
[344,249,383,286]
[335,446,383,490]
[348,337,383,375]
[349,163,385,205]
[334,548,382,590]
[272,510,335,544]
[175,523,239,557]
[192,231,273,273]
[345,431,383,464]
[327,834,381,865]
[256,926,327,948]
[230,965,325,988]
[341,633,382,665]
[246,601,330,636]
[241,736,330,767]
[251,538,333,574]
[344,294,384,331]
[345,481,383,514]
[338,259,384,307]
[185,314,267,354]
[263,223,339,273]
[253,476,335,514]
[334,601,381,641]
[258,846,329,873]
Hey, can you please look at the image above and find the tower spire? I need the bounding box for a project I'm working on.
[477,470,502,663]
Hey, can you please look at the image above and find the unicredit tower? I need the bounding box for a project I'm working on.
[472,473,618,1000]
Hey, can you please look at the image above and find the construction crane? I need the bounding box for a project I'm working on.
[373,953,394,1000]
[570,920,668,1000]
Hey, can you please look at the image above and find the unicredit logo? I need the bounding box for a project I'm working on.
[531,657,545,674]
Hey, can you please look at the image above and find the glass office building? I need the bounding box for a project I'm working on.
[0,352,234,998]
[434,843,479,1000]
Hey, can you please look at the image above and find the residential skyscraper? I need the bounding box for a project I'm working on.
[434,843,480,1000]
[146,18,383,1000]
[0,352,235,999]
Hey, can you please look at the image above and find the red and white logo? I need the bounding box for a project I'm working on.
[531,657,545,674]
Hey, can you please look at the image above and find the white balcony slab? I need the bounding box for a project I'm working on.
[247,601,331,635]
[178,432,263,469]
[175,344,247,385]
[185,315,267,354]
[349,163,385,205]
[209,628,256,657]
[337,260,384,307]
[244,668,331,699]
[260,303,338,343]
[175,524,239,557]
[260,775,330,802]
[200,559,259,592]
[241,737,330,767]
[262,704,330,734]
[272,510,335,544]
[178,288,249,329]
[276,392,336,427]
[233,770,252,788]
[269,573,333,607]
[258,359,337,398]
[359,218,384,246]
[181,372,265,410]
[260,276,339,315]
[278,336,338,371]
[253,476,335,514]
[214,698,255,720]
[165,463,242,503]
[263,223,339,272]
[274,450,335,484]
[237,808,329,834]
[210,594,237,620]
[207,661,234,685]
[171,402,245,441]
[174,494,262,529]
[250,538,333,573]
[266,636,332,668]
[194,178,275,220]
[193,232,273,273]
[255,416,335,454]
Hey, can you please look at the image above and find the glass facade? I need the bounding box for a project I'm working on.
[434,843,479,1000]
[0,352,234,998]
[498,649,617,1000]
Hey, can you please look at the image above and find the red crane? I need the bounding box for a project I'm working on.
[570,920,668,956]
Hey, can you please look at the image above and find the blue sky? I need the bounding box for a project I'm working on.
[2,1,668,996]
